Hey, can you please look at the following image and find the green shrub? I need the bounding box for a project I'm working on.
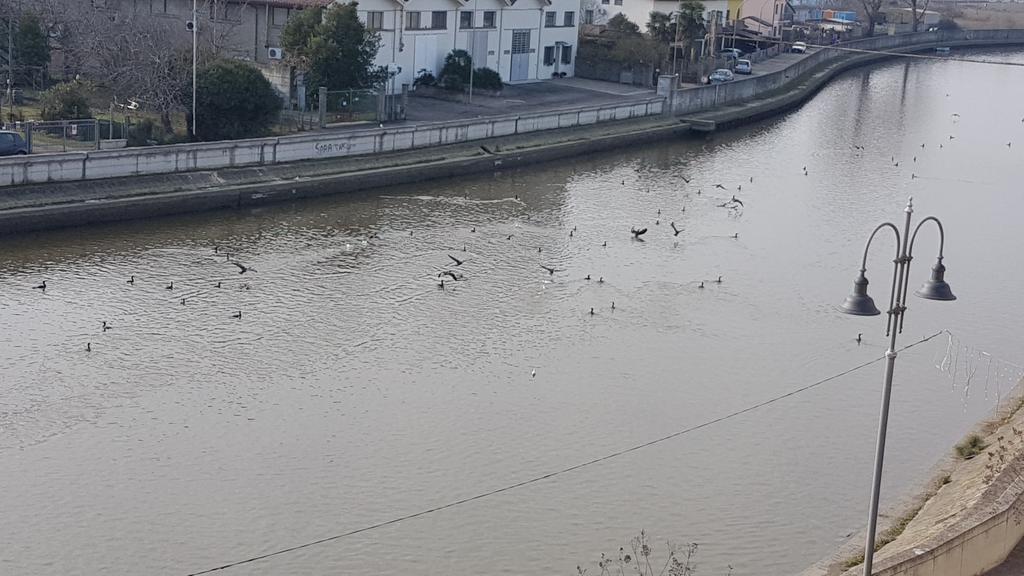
[955,434,987,459]
[194,59,283,141]
[440,49,472,91]
[472,67,503,91]
[39,81,92,120]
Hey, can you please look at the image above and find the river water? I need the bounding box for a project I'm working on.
[2,49,1024,576]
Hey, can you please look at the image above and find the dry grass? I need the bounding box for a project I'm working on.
[932,0,1024,29]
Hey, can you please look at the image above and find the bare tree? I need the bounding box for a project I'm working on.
[859,0,883,36]
[902,0,931,31]
[37,0,252,132]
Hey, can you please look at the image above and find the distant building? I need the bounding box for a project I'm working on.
[881,7,941,33]
[51,0,329,100]
[340,0,579,91]
[736,0,788,37]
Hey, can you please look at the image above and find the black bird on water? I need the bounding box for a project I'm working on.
[448,254,465,266]
[34,280,46,291]
[507,234,513,240]
[127,276,135,285]
[102,321,111,332]
[166,282,174,290]
[589,307,595,315]
[216,281,222,288]
[630,227,648,238]
[181,298,187,306]
[857,333,863,344]
[671,222,683,236]
[602,241,607,247]
[715,276,722,284]
[698,281,705,289]
[232,311,242,319]
[86,342,91,352]
[732,233,739,239]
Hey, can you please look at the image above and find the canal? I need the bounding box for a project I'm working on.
[2,49,1023,575]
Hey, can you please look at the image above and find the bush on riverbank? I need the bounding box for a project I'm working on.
[955,434,987,459]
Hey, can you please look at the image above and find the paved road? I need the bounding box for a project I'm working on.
[405,78,656,122]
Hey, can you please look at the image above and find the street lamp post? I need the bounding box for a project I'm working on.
[191,0,198,138]
[839,197,956,576]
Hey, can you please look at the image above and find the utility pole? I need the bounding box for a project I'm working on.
[192,0,198,138]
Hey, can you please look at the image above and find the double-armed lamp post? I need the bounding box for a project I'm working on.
[839,197,956,575]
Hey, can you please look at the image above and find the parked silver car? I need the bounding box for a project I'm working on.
[734,59,752,75]
[708,69,735,84]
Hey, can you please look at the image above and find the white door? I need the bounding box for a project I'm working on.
[414,35,439,76]
[510,30,531,81]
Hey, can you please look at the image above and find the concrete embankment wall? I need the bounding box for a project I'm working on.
[0,121,689,235]
[0,99,664,188]
[668,29,1024,118]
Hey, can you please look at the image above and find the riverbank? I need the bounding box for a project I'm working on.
[0,116,689,235]
[1,30,1022,235]
[801,379,1024,576]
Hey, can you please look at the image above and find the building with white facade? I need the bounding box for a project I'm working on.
[342,0,579,92]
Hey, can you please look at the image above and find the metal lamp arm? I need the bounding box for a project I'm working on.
[908,216,946,260]
[898,216,946,332]
[859,222,902,272]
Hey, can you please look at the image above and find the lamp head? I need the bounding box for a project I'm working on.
[915,258,956,301]
[840,271,881,316]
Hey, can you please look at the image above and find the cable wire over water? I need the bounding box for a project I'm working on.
[186,330,949,575]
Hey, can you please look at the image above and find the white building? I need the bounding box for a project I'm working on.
[341,0,579,92]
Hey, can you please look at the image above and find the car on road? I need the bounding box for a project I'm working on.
[708,69,735,84]
[0,130,28,156]
[790,41,808,54]
[734,59,752,75]
[719,48,744,60]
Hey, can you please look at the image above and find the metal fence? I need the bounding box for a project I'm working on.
[323,89,379,124]
[22,120,102,154]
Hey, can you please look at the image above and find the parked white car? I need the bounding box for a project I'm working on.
[708,69,735,84]
[791,41,808,54]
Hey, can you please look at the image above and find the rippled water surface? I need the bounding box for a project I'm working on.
[3,50,1024,576]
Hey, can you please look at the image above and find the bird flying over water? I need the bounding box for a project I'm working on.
[539,265,562,275]
[630,227,647,238]
[671,222,682,236]
[448,254,465,266]
[714,184,727,190]
[232,262,249,274]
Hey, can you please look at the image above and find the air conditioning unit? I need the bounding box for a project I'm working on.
[268,47,284,60]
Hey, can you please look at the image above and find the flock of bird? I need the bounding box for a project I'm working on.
[25,107,1019,358]
[32,248,253,352]
[425,180,747,323]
